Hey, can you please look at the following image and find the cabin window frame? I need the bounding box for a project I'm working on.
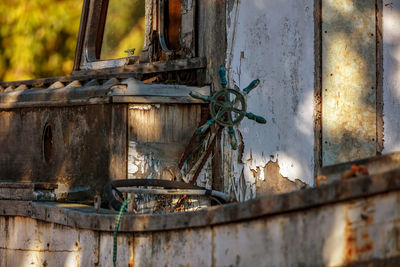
[73,0,197,75]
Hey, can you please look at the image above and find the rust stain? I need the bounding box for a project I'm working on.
[344,202,375,264]
[344,215,358,263]
[361,231,369,240]
[316,175,328,186]
[364,213,374,226]
[130,236,135,267]
[359,241,374,254]
[341,164,369,180]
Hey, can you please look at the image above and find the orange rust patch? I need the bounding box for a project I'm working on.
[361,231,369,240]
[347,235,356,243]
[345,230,358,263]
[345,207,359,264]
[364,213,374,226]
[345,206,375,264]
[359,241,374,254]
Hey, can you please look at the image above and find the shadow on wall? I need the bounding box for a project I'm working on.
[383,1,400,154]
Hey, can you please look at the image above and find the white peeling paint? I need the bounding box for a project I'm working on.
[225,0,315,192]
[128,141,167,179]
[383,2,400,154]
[129,104,160,110]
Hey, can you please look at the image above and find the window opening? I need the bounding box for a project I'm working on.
[100,0,146,60]
[42,124,53,163]
[159,0,182,52]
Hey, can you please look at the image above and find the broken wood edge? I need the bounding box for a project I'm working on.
[0,57,206,89]
[73,57,207,76]
[1,168,400,232]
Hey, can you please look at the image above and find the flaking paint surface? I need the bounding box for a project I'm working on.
[322,0,377,166]
[2,192,400,266]
[225,0,315,194]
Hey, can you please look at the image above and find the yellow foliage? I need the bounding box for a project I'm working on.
[0,0,82,81]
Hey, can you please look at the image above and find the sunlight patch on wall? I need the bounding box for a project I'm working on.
[322,206,346,266]
[295,91,314,137]
[322,0,376,166]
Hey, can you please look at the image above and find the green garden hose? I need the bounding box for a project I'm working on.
[113,196,131,267]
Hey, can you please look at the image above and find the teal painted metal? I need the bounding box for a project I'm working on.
[190,66,266,150]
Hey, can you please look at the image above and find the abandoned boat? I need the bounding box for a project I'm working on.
[1,0,400,266]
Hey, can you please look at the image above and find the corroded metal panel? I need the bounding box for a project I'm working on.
[3,189,400,265]
[322,0,376,166]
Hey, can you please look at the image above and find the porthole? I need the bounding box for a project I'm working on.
[42,124,53,163]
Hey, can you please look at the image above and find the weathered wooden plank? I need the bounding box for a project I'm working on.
[0,182,35,189]
[128,104,201,143]
[0,58,205,89]
[198,0,226,85]
[0,81,210,108]
[109,105,128,180]
[0,98,111,110]
[180,0,196,58]
[0,188,35,201]
[80,57,138,71]
[116,80,210,97]
[322,0,377,166]
[111,96,206,104]
[0,182,57,200]
[73,57,206,75]
[127,104,203,180]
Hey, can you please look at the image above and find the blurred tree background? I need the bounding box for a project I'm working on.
[0,0,82,81]
[0,0,146,81]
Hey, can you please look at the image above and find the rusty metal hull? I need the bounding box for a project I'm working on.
[1,172,400,266]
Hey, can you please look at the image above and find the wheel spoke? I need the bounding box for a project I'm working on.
[232,108,243,114]
[231,96,239,105]
[215,108,227,120]
[214,101,224,107]
[227,111,234,124]
[223,91,230,102]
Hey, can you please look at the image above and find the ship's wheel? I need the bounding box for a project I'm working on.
[190,66,266,149]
